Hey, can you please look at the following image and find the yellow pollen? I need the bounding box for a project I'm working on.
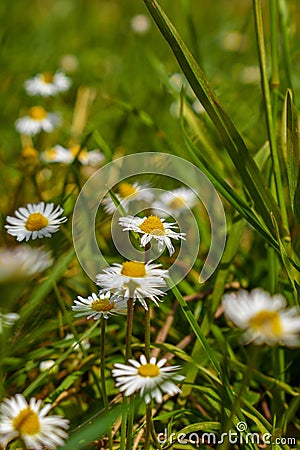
[22,146,38,160]
[29,106,47,121]
[139,215,165,236]
[249,310,283,337]
[40,72,54,83]
[121,261,146,278]
[138,363,160,377]
[118,182,138,199]
[71,145,87,159]
[13,407,40,435]
[92,298,115,312]
[25,213,49,231]
[44,148,58,160]
[168,196,185,210]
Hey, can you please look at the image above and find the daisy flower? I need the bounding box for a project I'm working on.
[0,246,52,283]
[152,187,197,218]
[69,145,104,167]
[0,394,69,449]
[96,260,169,310]
[24,71,71,97]
[72,292,127,320]
[222,288,300,346]
[119,214,186,256]
[5,202,67,242]
[0,310,20,334]
[112,354,185,404]
[102,181,153,214]
[15,106,61,136]
[41,145,74,164]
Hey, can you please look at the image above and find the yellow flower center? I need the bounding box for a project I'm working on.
[22,146,38,160]
[92,298,115,312]
[13,407,41,436]
[249,310,283,337]
[139,215,165,236]
[25,213,49,231]
[168,196,185,210]
[40,72,54,84]
[29,106,47,121]
[138,363,160,377]
[121,261,146,278]
[44,148,58,161]
[118,182,138,199]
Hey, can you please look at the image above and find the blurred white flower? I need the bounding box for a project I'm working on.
[239,65,261,84]
[130,14,151,34]
[102,181,153,214]
[24,71,71,97]
[39,360,57,374]
[0,310,20,334]
[0,246,52,283]
[223,288,300,346]
[0,394,69,449]
[15,106,61,136]
[152,187,197,218]
[64,333,91,352]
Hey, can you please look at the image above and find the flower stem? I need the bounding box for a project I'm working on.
[120,298,134,450]
[100,318,112,450]
[144,299,152,450]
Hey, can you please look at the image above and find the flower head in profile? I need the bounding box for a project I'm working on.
[222,288,300,346]
[69,145,104,167]
[96,260,169,310]
[0,310,20,334]
[102,181,153,214]
[24,71,71,97]
[0,246,52,283]
[0,393,69,449]
[5,202,67,242]
[72,292,127,320]
[15,106,61,136]
[119,215,185,256]
[112,354,184,404]
[152,187,197,218]
[41,145,74,164]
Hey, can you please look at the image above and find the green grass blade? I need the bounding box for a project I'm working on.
[281,89,299,212]
[169,281,221,377]
[143,0,287,238]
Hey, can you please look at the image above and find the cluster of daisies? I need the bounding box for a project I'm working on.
[15,69,104,168]
[72,180,193,405]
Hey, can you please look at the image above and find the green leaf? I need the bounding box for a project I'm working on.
[60,404,126,450]
[45,371,83,403]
